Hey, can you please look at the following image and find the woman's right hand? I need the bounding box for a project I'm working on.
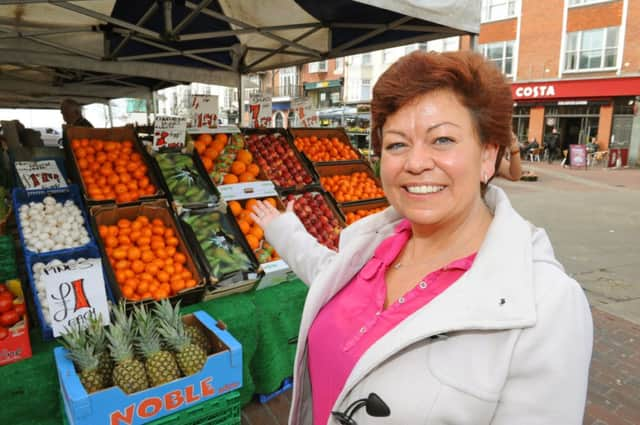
[250,199,294,229]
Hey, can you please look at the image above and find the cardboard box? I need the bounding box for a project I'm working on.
[57,311,242,425]
[0,279,32,366]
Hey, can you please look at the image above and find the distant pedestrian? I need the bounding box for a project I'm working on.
[60,99,93,128]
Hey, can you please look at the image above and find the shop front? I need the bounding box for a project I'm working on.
[511,77,640,163]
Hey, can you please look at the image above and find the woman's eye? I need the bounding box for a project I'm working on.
[434,137,453,145]
[384,142,406,151]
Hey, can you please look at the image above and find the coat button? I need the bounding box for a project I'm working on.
[398,297,405,304]
[360,326,367,333]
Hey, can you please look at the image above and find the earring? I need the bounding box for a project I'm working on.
[482,172,488,184]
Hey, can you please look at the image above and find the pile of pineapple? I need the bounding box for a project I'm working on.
[61,300,212,394]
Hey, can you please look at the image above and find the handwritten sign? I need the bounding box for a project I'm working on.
[15,160,67,190]
[191,95,219,128]
[153,115,187,150]
[291,97,318,127]
[41,258,110,337]
[249,94,273,128]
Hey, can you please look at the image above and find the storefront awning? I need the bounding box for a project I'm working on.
[512,76,640,102]
[304,79,343,90]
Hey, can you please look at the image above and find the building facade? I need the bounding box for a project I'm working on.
[479,0,640,164]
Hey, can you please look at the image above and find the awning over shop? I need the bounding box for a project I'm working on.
[304,80,343,90]
[0,0,480,108]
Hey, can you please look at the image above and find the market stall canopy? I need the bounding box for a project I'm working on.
[0,0,480,108]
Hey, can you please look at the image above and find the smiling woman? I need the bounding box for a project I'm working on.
[250,51,593,425]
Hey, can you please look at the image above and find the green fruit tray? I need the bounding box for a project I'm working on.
[61,389,241,425]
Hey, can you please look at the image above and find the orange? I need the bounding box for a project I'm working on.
[117,218,132,228]
[250,226,264,240]
[214,133,228,144]
[197,134,213,144]
[236,150,253,165]
[230,161,246,176]
[238,210,254,225]
[228,201,242,216]
[194,140,207,154]
[201,157,213,172]
[247,163,261,177]
[131,260,145,273]
[98,225,109,238]
[237,219,251,235]
[127,247,141,261]
[222,174,238,184]
[245,234,260,250]
[245,199,258,211]
[265,197,277,208]
[112,248,127,260]
[185,279,197,288]
[238,172,256,183]
[174,253,187,264]
[166,237,179,247]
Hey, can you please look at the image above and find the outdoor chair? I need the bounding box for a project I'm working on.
[587,150,609,168]
[527,148,542,162]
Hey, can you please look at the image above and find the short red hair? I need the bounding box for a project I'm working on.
[371,50,512,178]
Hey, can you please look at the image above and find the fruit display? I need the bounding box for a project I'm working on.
[16,194,91,254]
[154,152,218,207]
[244,132,314,188]
[70,138,158,203]
[0,281,26,335]
[320,171,385,203]
[97,216,197,301]
[61,300,209,395]
[193,133,261,185]
[293,135,359,162]
[344,206,386,225]
[283,192,343,251]
[181,209,255,281]
[228,198,280,263]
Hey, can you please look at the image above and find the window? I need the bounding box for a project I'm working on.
[568,0,612,6]
[275,112,283,128]
[335,57,344,73]
[308,60,328,73]
[360,79,371,100]
[480,41,514,75]
[362,53,371,66]
[564,27,618,71]
[279,67,297,97]
[426,36,460,53]
[481,0,517,22]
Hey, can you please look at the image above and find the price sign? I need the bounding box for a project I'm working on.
[41,258,110,337]
[291,97,318,127]
[15,160,68,190]
[153,115,187,150]
[249,94,273,128]
[191,95,219,128]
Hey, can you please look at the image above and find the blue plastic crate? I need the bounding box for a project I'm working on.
[25,244,114,341]
[12,184,97,259]
[257,377,293,404]
[13,157,69,190]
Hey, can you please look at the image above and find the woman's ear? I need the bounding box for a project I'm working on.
[482,143,500,177]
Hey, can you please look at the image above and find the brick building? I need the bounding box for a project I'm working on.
[479,0,640,164]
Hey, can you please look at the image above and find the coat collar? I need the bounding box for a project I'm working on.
[335,185,538,404]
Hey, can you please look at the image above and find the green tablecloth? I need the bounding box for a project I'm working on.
[1,279,308,425]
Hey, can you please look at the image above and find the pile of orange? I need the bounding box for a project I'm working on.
[221,150,260,185]
[345,206,386,225]
[71,138,157,204]
[320,172,385,203]
[294,135,359,162]
[97,216,197,301]
[228,198,280,263]
[193,133,228,172]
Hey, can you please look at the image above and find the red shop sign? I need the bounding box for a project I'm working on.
[512,76,640,100]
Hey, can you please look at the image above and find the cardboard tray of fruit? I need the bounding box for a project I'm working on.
[148,150,220,212]
[56,310,242,425]
[340,198,390,225]
[315,162,386,206]
[64,126,166,206]
[178,205,260,300]
[25,244,115,341]
[240,128,319,191]
[89,199,206,306]
[279,188,345,251]
[288,127,365,165]
[0,279,31,366]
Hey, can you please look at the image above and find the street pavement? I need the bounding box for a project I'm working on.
[243,162,640,425]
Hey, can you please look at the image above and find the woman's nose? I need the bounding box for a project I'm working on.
[403,145,435,173]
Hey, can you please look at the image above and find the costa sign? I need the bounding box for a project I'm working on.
[514,85,556,98]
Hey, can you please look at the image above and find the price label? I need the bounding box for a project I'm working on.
[291,97,318,127]
[153,115,187,150]
[42,258,110,337]
[249,94,273,128]
[191,95,219,128]
[15,160,67,190]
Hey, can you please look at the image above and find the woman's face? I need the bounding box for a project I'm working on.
[380,89,498,230]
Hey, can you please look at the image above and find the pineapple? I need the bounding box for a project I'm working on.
[155,301,207,376]
[133,304,181,387]
[60,324,104,393]
[107,301,149,394]
[86,313,113,387]
[154,300,211,354]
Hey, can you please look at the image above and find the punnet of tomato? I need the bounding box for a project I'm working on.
[0,279,32,367]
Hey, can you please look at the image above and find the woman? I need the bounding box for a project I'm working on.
[497,133,522,181]
[251,51,593,424]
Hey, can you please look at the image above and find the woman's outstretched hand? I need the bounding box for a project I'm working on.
[250,199,294,229]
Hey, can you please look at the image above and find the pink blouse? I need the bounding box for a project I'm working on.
[307,219,476,425]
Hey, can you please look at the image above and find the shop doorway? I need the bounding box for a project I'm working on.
[545,105,600,150]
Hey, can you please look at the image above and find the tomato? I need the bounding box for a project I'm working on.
[0,297,12,313]
[13,302,26,317]
[0,327,7,340]
[0,291,13,303]
[0,284,6,293]
[0,310,19,327]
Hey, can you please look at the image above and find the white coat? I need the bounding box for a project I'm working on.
[264,185,593,425]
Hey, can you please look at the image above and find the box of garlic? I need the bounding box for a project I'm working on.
[25,244,114,341]
[12,185,97,259]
